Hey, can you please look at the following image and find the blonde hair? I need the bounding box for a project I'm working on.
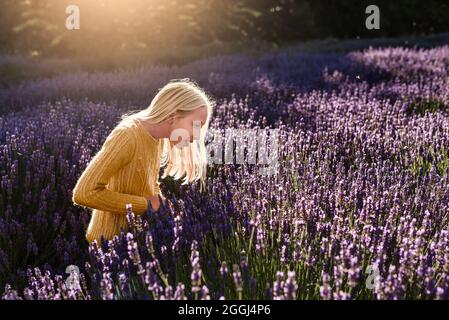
[119,78,214,192]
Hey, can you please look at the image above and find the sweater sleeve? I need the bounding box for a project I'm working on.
[72,127,148,215]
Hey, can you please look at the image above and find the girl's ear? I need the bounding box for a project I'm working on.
[170,111,180,121]
[168,112,183,125]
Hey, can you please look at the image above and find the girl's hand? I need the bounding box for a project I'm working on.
[145,194,161,212]
[158,192,167,206]
[145,193,168,213]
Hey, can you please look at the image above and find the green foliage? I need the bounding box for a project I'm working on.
[406,98,448,116]
[1,0,448,58]
[409,146,449,177]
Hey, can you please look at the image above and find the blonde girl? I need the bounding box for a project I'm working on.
[72,78,213,243]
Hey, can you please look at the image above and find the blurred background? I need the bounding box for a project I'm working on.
[1,0,448,76]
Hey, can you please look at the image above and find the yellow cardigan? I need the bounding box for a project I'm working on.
[72,117,163,243]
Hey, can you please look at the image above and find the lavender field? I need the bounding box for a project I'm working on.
[0,44,448,300]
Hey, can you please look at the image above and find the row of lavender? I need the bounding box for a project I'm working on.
[0,45,448,299]
[2,46,447,114]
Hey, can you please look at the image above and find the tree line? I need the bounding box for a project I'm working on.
[0,0,447,57]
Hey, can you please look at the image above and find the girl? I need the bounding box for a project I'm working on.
[72,78,213,243]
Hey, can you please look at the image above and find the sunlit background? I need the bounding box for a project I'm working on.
[1,0,448,61]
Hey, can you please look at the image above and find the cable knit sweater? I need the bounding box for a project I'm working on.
[72,117,163,243]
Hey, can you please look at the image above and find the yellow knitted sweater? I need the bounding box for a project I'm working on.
[72,117,163,243]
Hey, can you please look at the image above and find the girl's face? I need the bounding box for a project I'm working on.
[169,106,208,148]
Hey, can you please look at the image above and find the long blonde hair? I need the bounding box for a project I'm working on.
[119,78,214,192]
